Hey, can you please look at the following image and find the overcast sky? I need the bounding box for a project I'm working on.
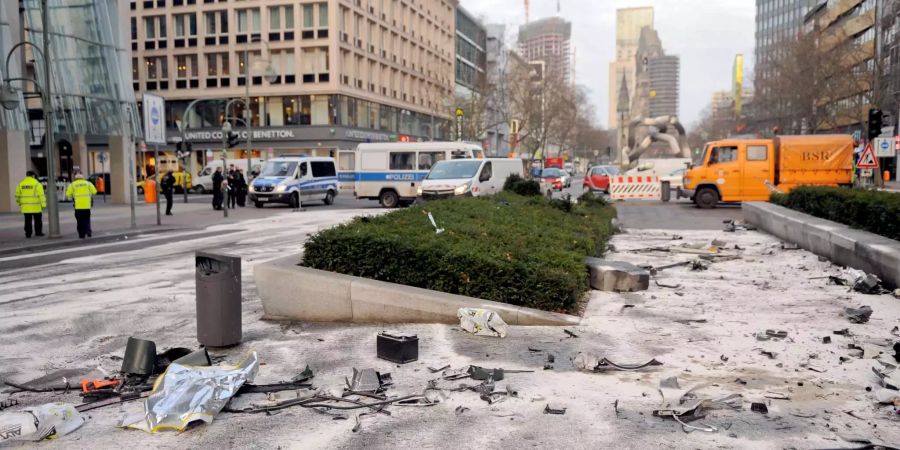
[460,0,757,129]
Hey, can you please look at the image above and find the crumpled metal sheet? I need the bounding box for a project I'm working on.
[120,352,258,432]
[457,308,508,338]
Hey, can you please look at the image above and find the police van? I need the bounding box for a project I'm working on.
[345,142,485,208]
[248,156,338,208]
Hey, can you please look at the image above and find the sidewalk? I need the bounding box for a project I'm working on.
[0,196,266,253]
[885,179,900,192]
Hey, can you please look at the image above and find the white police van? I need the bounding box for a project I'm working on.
[248,156,338,208]
[345,142,485,208]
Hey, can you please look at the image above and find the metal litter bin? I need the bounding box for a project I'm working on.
[195,251,242,347]
[661,181,671,202]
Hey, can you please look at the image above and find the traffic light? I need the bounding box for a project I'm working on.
[868,108,883,141]
[226,131,240,148]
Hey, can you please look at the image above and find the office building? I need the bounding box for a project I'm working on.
[608,6,653,130]
[455,6,486,94]
[1,0,140,212]
[130,0,457,175]
[631,27,679,119]
[517,16,572,83]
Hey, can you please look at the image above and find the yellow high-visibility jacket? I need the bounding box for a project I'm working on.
[66,179,98,210]
[15,176,46,214]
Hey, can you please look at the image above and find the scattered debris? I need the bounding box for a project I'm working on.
[652,377,741,432]
[120,352,259,432]
[781,242,800,250]
[674,318,708,325]
[790,411,817,418]
[751,402,769,414]
[843,306,873,324]
[0,403,85,443]
[572,353,663,372]
[720,355,729,362]
[831,269,887,294]
[654,280,681,289]
[894,289,900,299]
[586,258,650,292]
[822,336,832,344]
[759,350,778,359]
[765,330,788,339]
[764,392,791,400]
[645,260,693,275]
[874,389,900,405]
[348,368,393,392]
[872,361,900,390]
[543,404,567,415]
[428,365,450,373]
[690,260,709,271]
[457,308,508,338]
[426,212,444,234]
[455,406,469,415]
[834,328,852,336]
[564,329,579,338]
[0,399,18,411]
[723,219,757,232]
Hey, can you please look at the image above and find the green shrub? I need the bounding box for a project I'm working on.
[503,173,541,197]
[771,186,900,241]
[303,192,617,313]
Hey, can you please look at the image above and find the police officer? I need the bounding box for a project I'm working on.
[65,172,97,239]
[212,167,224,210]
[161,170,176,216]
[15,170,46,238]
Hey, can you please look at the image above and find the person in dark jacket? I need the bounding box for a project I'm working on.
[227,167,237,209]
[235,169,247,207]
[161,170,176,216]
[212,167,224,210]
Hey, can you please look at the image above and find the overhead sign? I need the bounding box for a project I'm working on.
[142,94,166,145]
[873,137,894,158]
[857,142,879,169]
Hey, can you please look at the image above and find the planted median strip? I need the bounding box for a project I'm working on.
[302,192,616,314]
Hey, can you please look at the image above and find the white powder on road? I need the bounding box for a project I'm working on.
[1,213,898,449]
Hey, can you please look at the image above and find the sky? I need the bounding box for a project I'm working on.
[460,0,757,129]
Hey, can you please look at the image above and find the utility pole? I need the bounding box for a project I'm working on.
[41,0,60,238]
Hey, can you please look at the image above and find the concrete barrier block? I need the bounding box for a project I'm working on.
[255,254,581,326]
[255,258,353,322]
[585,258,650,292]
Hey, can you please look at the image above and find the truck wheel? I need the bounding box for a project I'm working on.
[695,187,719,209]
[290,192,300,209]
[324,190,335,205]
[380,190,399,208]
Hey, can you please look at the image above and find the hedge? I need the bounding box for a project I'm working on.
[503,173,541,197]
[303,192,617,313]
[771,186,900,241]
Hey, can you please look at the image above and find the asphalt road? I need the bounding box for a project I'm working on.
[560,177,744,230]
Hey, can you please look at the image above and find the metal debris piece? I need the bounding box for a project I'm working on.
[872,361,900,390]
[751,402,768,414]
[720,355,729,362]
[292,365,315,383]
[690,260,709,271]
[347,368,392,393]
[760,350,778,359]
[0,399,18,411]
[834,328,851,336]
[572,353,663,372]
[564,329,579,338]
[764,392,791,400]
[427,365,450,373]
[455,405,469,415]
[468,366,504,381]
[543,404,567,415]
[844,306,873,324]
[765,330,788,339]
[822,336,832,344]
[673,319,707,325]
[0,403,85,443]
[654,280,681,289]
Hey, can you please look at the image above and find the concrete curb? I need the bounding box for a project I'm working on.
[744,202,900,288]
[254,255,581,326]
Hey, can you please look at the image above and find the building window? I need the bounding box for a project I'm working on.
[303,4,314,29]
[268,5,294,40]
[237,8,261,40]
[173,13,197,47]
[204,11,228,45]
[144,16,167,49]
[145,56,168,90]
[175,54,199,89]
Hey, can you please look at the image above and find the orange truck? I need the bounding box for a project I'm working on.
[680,135,854,208]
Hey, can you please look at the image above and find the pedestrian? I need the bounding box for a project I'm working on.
[212,167,224,210]
[235,169,247,207]
[161,170,176,216]
[15,170,46,238]
[65,172,97,239]
[227,169,237,209]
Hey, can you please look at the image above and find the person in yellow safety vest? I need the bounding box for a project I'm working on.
[15,170,47,238]
[65,172,98,239]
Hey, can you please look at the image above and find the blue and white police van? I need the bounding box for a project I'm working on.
[248,156,339,208]
[342,142,485,208]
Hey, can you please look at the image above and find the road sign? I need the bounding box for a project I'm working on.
[860,169,874,177]
[142,94,166,145]
[874,137,894,157]
[857,142,879,169]
[455,108,464,117]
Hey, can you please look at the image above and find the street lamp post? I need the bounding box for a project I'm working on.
[221,121,230,218]
[0,14,59,237]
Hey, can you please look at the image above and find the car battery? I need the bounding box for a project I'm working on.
[376,331,419,364]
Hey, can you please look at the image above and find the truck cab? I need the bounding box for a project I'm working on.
[681,139,775,208]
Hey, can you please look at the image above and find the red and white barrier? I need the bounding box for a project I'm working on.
[609,175,662,200]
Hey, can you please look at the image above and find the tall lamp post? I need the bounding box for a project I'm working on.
[1,8,59,237]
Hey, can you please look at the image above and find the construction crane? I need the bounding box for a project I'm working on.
[524,0,529,23]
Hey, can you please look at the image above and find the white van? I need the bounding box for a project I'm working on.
[194,158,264,193]
[418,158,525,200]
[248,156,339,208]
[350,142,485,208]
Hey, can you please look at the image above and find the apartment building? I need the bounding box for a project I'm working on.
[517,16,571,83]
[130,0,457,173]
